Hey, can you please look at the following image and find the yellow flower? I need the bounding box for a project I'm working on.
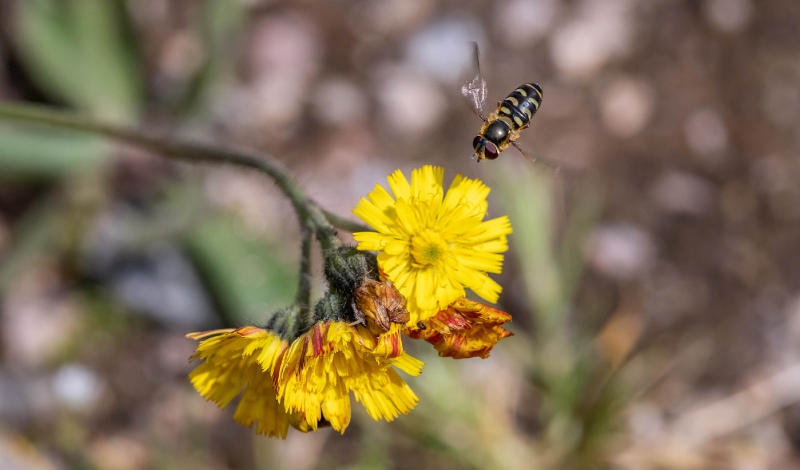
[187,327,298,438]
[353,165,513,323]
[406,298,513,359]
[276,322,424,433]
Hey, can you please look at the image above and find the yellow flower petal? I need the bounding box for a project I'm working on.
[353,231,393,251]
[353,369,419,422]
[387,169,411,201]
[277,322,423,434]
[353,197,393,233]
[411,165,444,202]
[187,327,292,438]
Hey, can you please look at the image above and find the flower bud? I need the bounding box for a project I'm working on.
[323,246,378,295]
[263,305,303,340]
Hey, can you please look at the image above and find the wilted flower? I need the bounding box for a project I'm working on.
[353,278,410,335]
[407,298,513,359]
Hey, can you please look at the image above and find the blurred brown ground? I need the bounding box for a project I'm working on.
[1,0,800,469]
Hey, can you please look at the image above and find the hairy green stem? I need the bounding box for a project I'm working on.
[296,222,314,319]
[0,102,371,246]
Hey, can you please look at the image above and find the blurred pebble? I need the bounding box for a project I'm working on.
[750,154,796,194]
[252,78,307,135]
[278,428,331,470]
[110,245,216,328]
[600,77,655,137]
[721,236,775,287]
[749,155,800,220]
[235,12,321,141]
[650,171,715,217]
[586,224,655,281]
[53,364,104,412]
[719,180,759,222]
[644,264,710,326]
[785,295,800,354]
[0,428,57,470]
[83,209,216,328]
[542,82,587,119]
[147,385,192,439]
[204,170,286,239]
[494,0,558,49]
[249,13,320,81]
[311,77,369,128]
[375,67,447,136]
[703,0,754,33]
[158,31,205,82]
[767,190,800,221]
[628,403,665,442]
[548,131,596,170]
[1,263,81,369]
[355,0,434,36]
[550,0,634,80]
[405,17,485,84]
[156,335,197,375]
[762,80,800,128]
[684,108,728,162]
[0,373,34,426]
[87,435,150,470]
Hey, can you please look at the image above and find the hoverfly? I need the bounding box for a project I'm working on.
[461,43,551,167]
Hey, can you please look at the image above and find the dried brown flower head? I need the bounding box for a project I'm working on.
[353,278,410,335]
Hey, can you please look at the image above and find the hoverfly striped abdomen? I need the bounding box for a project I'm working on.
[497,83,543,131]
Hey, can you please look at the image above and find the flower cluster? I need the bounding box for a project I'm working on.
[187,166,513,438]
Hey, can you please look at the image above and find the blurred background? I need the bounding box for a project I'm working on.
[1,0,799,468]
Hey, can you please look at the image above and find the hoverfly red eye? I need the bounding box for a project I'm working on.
[484,142,499,160]
[472,136,483,150]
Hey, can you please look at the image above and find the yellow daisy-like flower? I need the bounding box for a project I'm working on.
[353,165,513,323]
[187,327,299,438]
[276,322,424,433]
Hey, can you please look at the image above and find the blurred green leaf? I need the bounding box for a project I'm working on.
[175,0,248,116]
[493,163,565,335]
[16,0,142,121]
[0,126,105,178]
[0,191,59,293]
[185,214,296,326]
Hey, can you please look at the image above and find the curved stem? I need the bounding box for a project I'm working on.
[322,210,371,233]
[0,102,367,247]
[296,222,314,314]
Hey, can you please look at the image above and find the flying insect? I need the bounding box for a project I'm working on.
[461,43,549,166]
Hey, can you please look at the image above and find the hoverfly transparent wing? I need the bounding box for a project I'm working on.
[461,41,488,122]
[511,140,561,174]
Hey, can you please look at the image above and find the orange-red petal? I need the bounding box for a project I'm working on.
[406,298,512,359]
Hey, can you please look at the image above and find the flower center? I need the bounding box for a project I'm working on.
[410,229,448,267]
